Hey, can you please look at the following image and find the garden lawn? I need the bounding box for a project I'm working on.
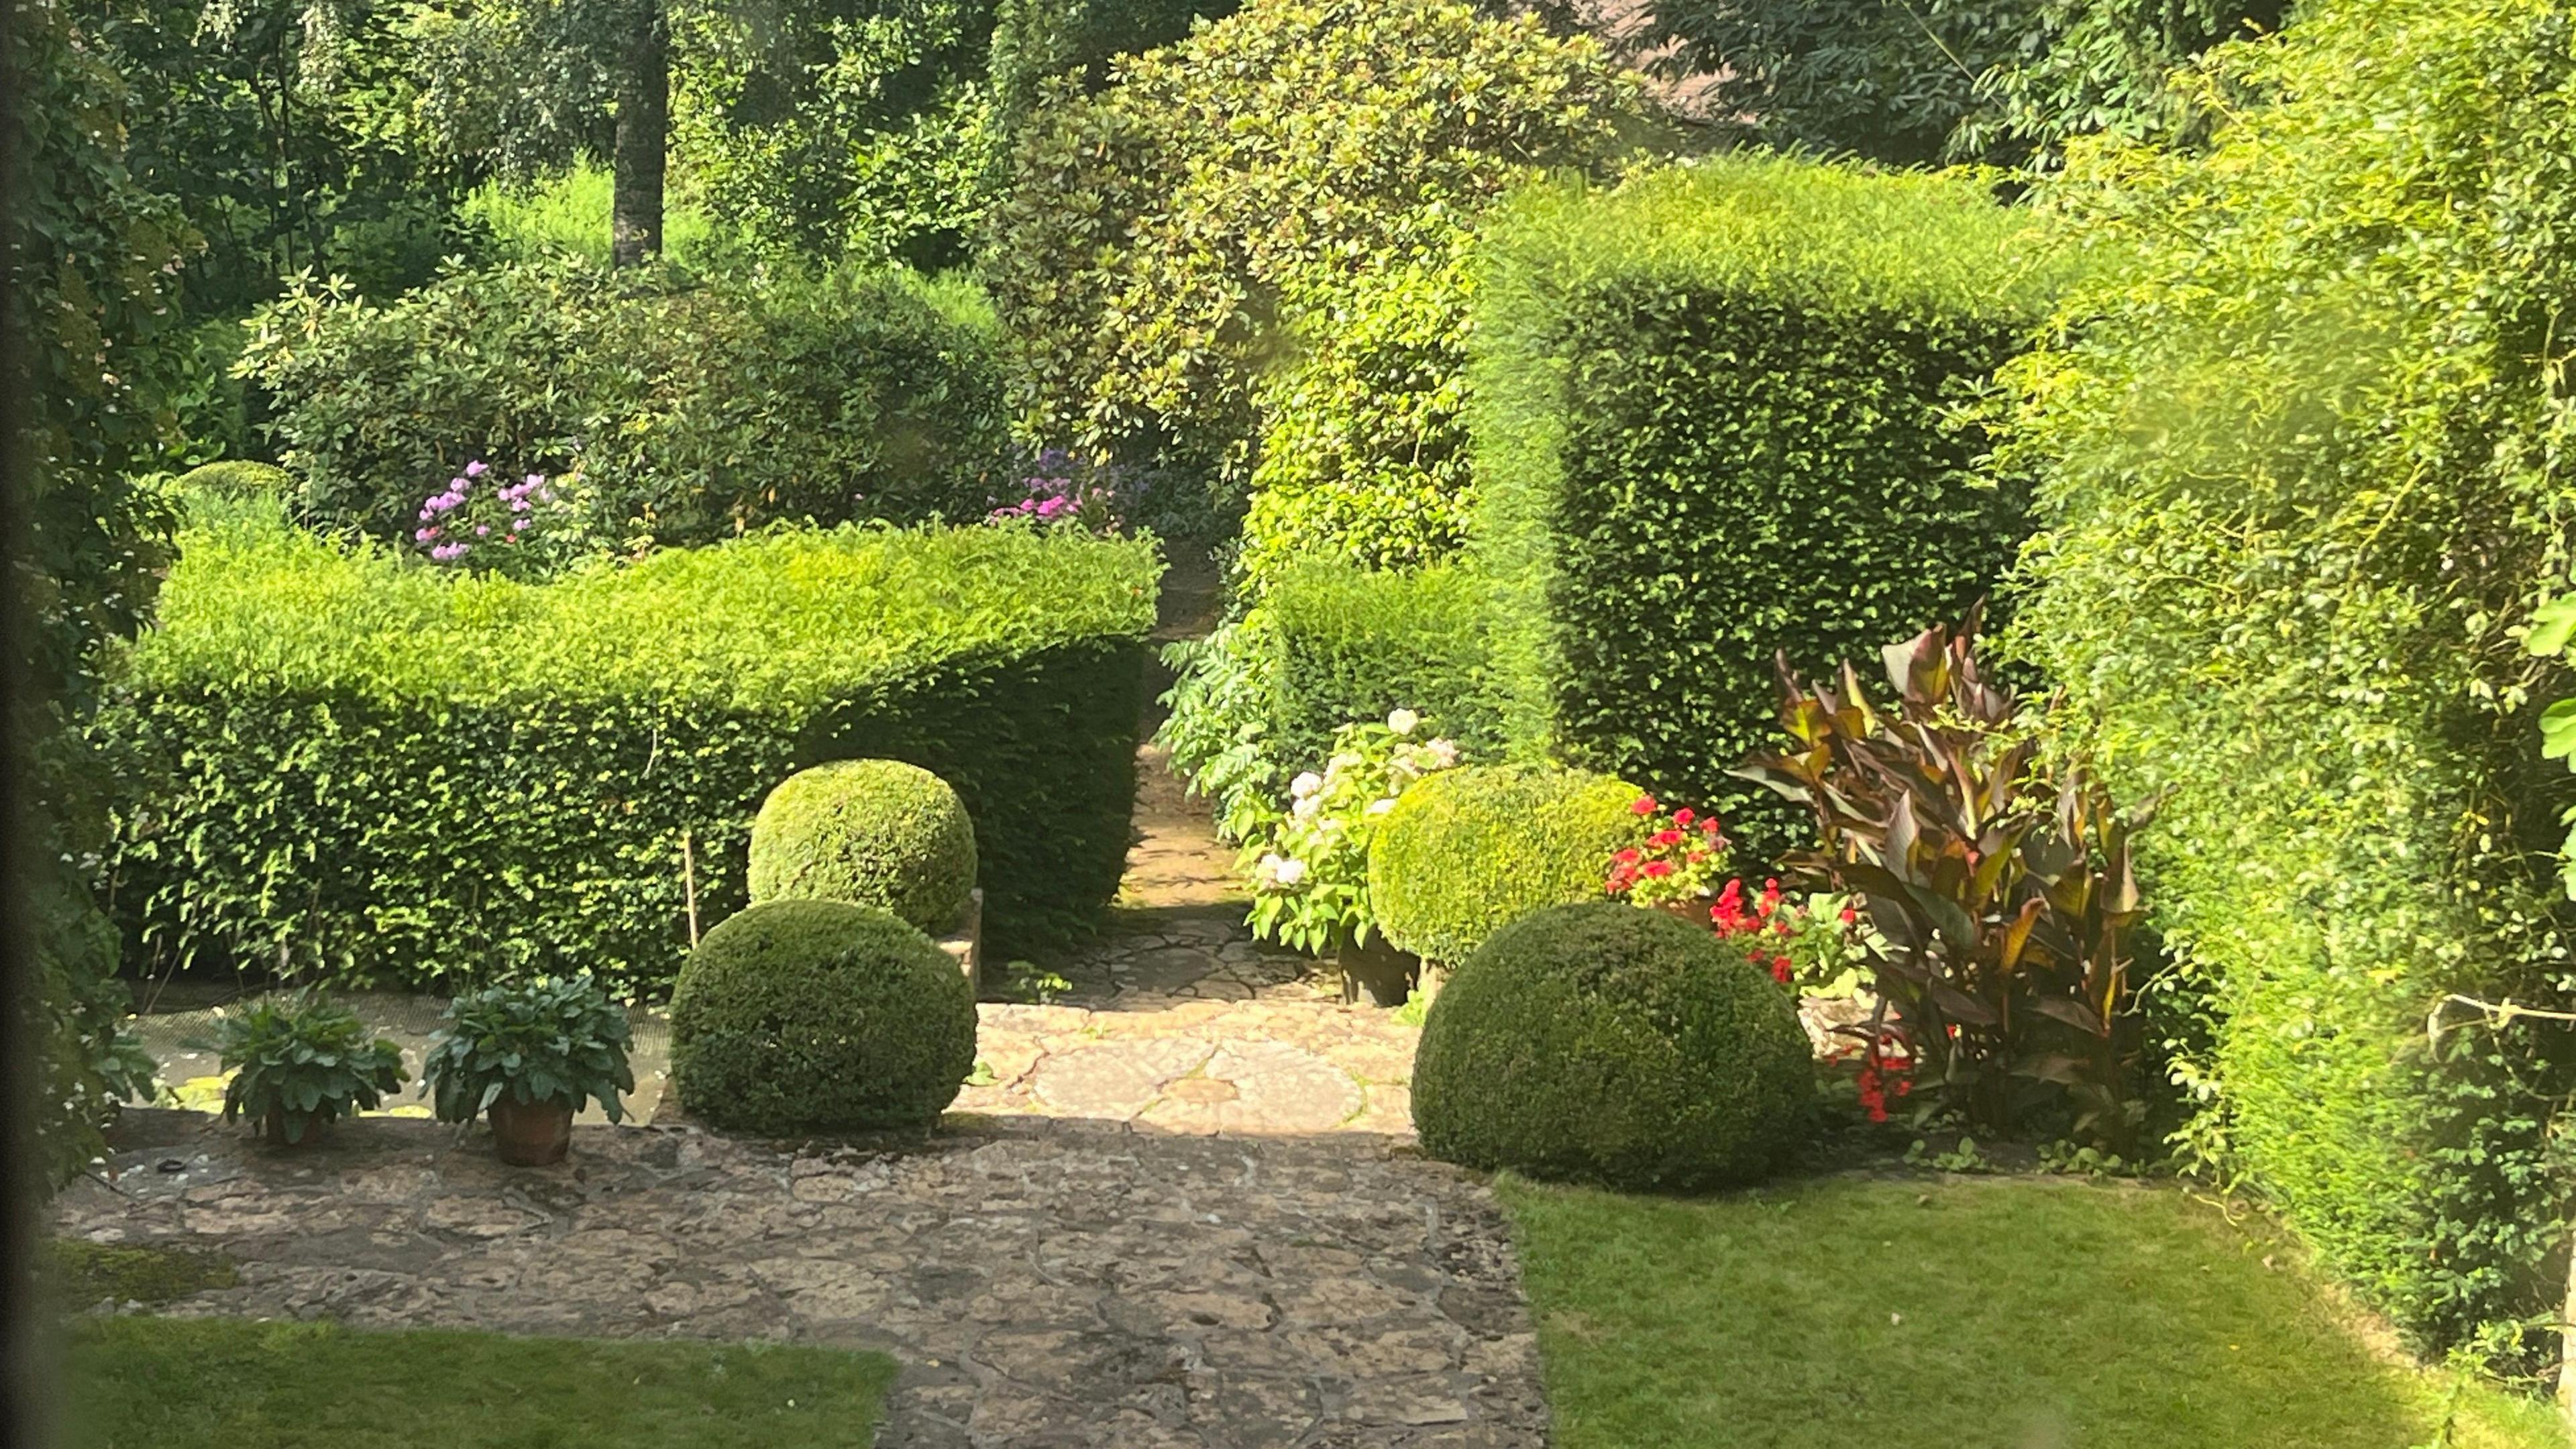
[1501,1173,2570,1449]
[62,1316,897,1449]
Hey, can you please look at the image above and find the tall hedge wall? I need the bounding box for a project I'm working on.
[1262,561,1505,770]
[99,519,1159,991]
[1470,156,2067,861]
[1999,0,2576,1377]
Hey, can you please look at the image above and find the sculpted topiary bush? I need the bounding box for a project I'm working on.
[1412,902,1812,1189]
[749,759,979,934]
[669,900,975,1135]
[1366,765,1641,966]
[171,460,294,501]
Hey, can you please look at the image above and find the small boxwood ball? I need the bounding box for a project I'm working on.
[748,759,978,934]
[1367,765,1644,967]
[1412,901,1813,1190]
[669,899,975,1135]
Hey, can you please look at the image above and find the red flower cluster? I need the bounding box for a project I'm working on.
[1709,877,1795,982]
[1606,799,1729,904]
[1851,1032,1915,1123]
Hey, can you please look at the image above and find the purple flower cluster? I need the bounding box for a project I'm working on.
[989,449,1120,530]
[415,461,553,566]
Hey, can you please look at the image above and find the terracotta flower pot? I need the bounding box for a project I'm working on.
[488,1097,574,1166]
[261,1107,332,1147]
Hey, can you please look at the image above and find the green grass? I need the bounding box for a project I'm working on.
[1501,1172,2571,1449]
[64,1316,897,1449]
[464,163,721,269]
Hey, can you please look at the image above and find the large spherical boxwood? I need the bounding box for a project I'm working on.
[668,900,976,1135]
[747,759,978,934]
[1413,902,1813,1189]
[1367,765,1642,965]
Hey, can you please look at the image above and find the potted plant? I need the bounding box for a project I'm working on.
[1240,708,1460,1007]
[212,992,408,1146]
[421,975,634,1165]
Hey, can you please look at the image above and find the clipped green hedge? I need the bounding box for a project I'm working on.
[747,760,979,934]
[171,460,294,502]
[669,899,975,1134]
[1998,0,2576,1375]
[1263,561,1505,769]
[1412,902,1813,1189]
[1472,156,2068,861]
[100,519,1158,991]
[1367,765,1640,965]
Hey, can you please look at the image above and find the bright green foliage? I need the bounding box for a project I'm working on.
[1237,713,1464,956]
[213,993,408,1144]
[421,975,635,1124]
[464,162,722,270]
[1503,1174,2572,1449]
[64,1317,898,1449]
[241,256,1010,553]
[2530,590,2576,898]
[1413,902,1812,1189]
[1472,156,2065,865]
[676,1,1002,272]
[669,900,975,1134]
[1368,765,1642,967]
[748,759,979,933]
[170,460,294,503]
[1236,249,1478,588]
[1739,615,2153,1146]
[1157,562,1505,837]
[988,0,1236,123]
[101,519,1158,990]
[985,0,1643,480]
[1638,1,2286,168]
[1997,0,2576,1373]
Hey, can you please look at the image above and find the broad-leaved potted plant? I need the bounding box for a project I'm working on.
[213,993,408,1146]
[422,975,633,1165]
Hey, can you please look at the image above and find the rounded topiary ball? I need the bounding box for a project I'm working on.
[1412,901,1813,1190]
[173,460,296,500]
[747,759,977,934]
[1368,765,1644,967]
[669,899,975,1135]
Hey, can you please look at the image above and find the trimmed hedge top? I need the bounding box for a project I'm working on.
[1478,157,2070,325]
[126,519,1161,712]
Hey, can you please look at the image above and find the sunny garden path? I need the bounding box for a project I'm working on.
[61,556,1545,1447]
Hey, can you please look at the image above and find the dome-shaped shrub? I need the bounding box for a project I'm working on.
[669,899,975,1134]
[1367,765,1642,965]
[1413,901,1812,1189]
[174,460,296,500]
[747,759,977,934]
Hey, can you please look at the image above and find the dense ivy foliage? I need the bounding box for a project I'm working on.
[669,899,974,1134]
[1640,0,2286,168]
[1412,902,1812,1189]
[1999,0,2576,1377]
[98,519,1159,991]
[243,256,1009,552]
[1472,156,2065,864]
[985,0,1643,482]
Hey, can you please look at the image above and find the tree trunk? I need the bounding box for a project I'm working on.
[610,0,667,268]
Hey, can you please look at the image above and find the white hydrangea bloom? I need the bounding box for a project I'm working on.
[1387,708,1420,736]
[1289,770,1325,799]
[1273,856,1310,887]
[1366,796,1398,816]
[1425,737,1460,768]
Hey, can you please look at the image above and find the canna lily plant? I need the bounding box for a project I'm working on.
[1735,606,2157,1148]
